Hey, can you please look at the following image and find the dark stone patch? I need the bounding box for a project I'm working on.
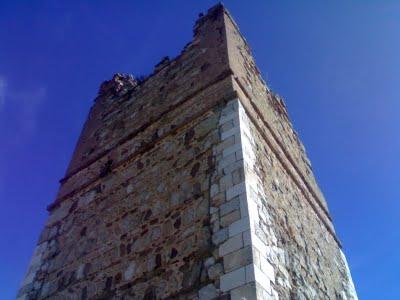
[184,128,195,146]
[105,276,113,291]
[181,261,202,289]
[137,160,144,169]
[216,295,231,300]
[69,201,78,214]
[173,217,181,229]
[81,286,87,300]
[201,63,210,72]
[115,272,122,284]
[143,286,156,300]
[207,154,215,173]
[193,182,202,198]
[190,162,201,177]
[120,244,126,257]
[150,218,159,225]
[80,227,87,237]
[100,160,113,178]
[144,209,152,221]
[155,254,162,268]
[151,131,159,142]
[170,248,178,259]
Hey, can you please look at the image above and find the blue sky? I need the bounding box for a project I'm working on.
[0,1,399,299]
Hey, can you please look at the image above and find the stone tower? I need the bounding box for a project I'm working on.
[18,4,357,300]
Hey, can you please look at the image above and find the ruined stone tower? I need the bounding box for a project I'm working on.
[18,4,357,300]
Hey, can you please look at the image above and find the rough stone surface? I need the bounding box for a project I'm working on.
[18,3,357,300]
[198,284,218,300]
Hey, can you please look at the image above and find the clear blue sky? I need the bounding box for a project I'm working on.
[0,1,399,299]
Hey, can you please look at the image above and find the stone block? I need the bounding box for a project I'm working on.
[220,196,240,216]
[204,256,216,269]
[208,263,224,280]
[219,233,244,257]
[219,174,234,191]
[230,282,257,300]
[220,267,246,292]
[229,216,250,237]
[259,255,275,283]
[221,126,240,140]
[219,110,239,126]
[220,119,235,132]
[220,210,241,228]
[199,284,218,300]
[224,246,253,273]
[226,182,246,200]
[219,152,237,170]
[212,228,229,246]
[243,230,252,247]
[222,143,242,158]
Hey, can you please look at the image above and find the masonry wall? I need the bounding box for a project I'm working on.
[19,109,221,299]
[221,10,357,298]
[55,4,232,203]
[18,4,357,300]
[236,100,357,299]
[18,5,236,299]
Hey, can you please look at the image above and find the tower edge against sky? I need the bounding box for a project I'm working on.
[18,4,357,300]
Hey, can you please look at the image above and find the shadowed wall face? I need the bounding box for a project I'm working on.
[18,4,357,300]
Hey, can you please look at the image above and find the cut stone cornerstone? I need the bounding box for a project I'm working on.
[18,4,357,300]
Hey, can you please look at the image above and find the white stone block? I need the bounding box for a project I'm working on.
[240,126,252,144]
[219,233,244,256]
[219,153,237,170]
[253,264,272,292]
[246,198,259,223]
[210,184,219,198]
[219,111,239,125]
[250,232,268,255]
[219,174,233,190]
[245,264,255,283]
[230,283,257,300]
[220,196,240,216]
[260,255,275,283]
[229,216,250,237]
[209,206,218,214]
[220,266,246,292]
[198,284,218,300]
[243,230,252,246]
[231,99,239,111]
[221,126,240,140]
[223,143,242,158]
[224,246,253,273]
[235,149,243,161]
[124,262,136,280]
[226,182,246,200]
[220,119,235,133]
[232,114,241,127]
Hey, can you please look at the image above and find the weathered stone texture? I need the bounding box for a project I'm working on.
[18,4,357,300]
[236,100,357,299]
